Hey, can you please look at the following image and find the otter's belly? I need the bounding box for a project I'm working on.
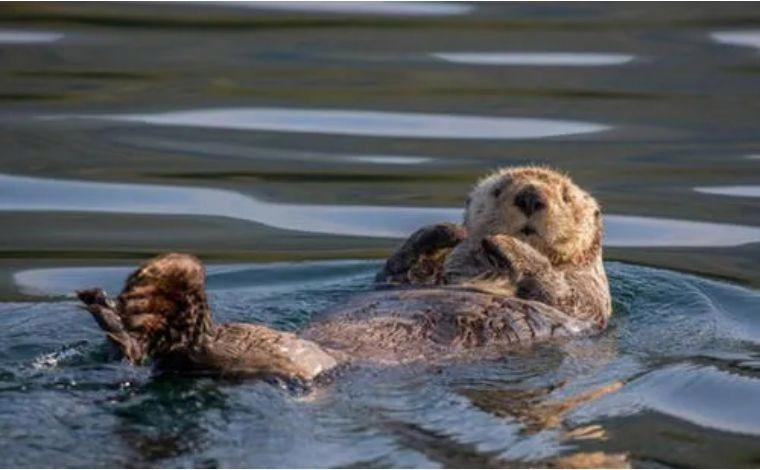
[301,288,598,364]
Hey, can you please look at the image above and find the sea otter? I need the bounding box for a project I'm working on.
[77,166,611,382]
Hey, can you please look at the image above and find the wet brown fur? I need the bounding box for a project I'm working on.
[382,166,611,325]
[78,167,611,382]
[78,254,338,381]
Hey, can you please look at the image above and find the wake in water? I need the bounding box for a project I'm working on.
[0,260,758,467]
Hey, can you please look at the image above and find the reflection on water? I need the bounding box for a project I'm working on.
[696,185,760,197]
[2,260,760,467]
[2,2,760,467]
[0,29,63,44]
[56,108,611,140]
[623,364,760,436]
[107,134,443,167]
[0,173,455,239]
[432,52,635,67]
[711,30,760,51]
[603,215,760,247]
[349,155,434,165]
[14,259,376,298]
[234,1,473,16]
[4,173,760,247]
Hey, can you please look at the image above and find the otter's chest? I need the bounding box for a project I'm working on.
[300,288,596,364]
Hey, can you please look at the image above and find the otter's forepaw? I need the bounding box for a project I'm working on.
[412,223,467,251]
[376,222,467,285]
[515,276,550,302]
[482,235,551,276]
[481,235,535,277]
[481,237,516,275]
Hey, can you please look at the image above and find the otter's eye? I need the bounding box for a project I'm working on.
[465,196,471,208]
[491,178,511,199]
[594,209,601,218]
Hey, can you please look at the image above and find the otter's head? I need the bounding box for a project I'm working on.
[464,166,602,266]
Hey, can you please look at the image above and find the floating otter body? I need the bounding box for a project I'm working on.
[78,167,611,382]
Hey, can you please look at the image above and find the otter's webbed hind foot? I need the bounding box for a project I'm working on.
[77,287,146,363]
[77,253,210,365]
[77,253,342,382]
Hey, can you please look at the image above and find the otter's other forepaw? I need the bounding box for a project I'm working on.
[482,235,551,277]
[481,237,515,274]
[376,222,467,285]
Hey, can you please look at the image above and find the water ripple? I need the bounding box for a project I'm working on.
[695,186,760,198]
[2,173,759,247]
[14,260,377,299]
[630,364,760,435]
[711,30,760,51]
[232,2,473,16]
[0,29,63,45]
[432,52,635,67]
[3,261,760,466]
[48,108,611,140]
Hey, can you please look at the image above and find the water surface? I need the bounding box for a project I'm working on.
[3,172,760,246]
[0,29,63,44]
[235,1,473,16]
[2,261,760,468]
[1,2,760,468]
[431,52,635,66]
[711,31,760,51]
[695,185,760,198]
[57,107,610,140]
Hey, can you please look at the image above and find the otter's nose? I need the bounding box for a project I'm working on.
[514,187,545,216]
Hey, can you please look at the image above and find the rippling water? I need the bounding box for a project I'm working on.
[1,2,759,468]
[3,261,760,467]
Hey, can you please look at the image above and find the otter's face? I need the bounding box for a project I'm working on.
[464,167,601,265]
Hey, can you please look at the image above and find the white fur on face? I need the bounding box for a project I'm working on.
[464,167,601,265]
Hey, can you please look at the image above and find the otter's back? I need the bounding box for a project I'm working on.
[301,288,599,365]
